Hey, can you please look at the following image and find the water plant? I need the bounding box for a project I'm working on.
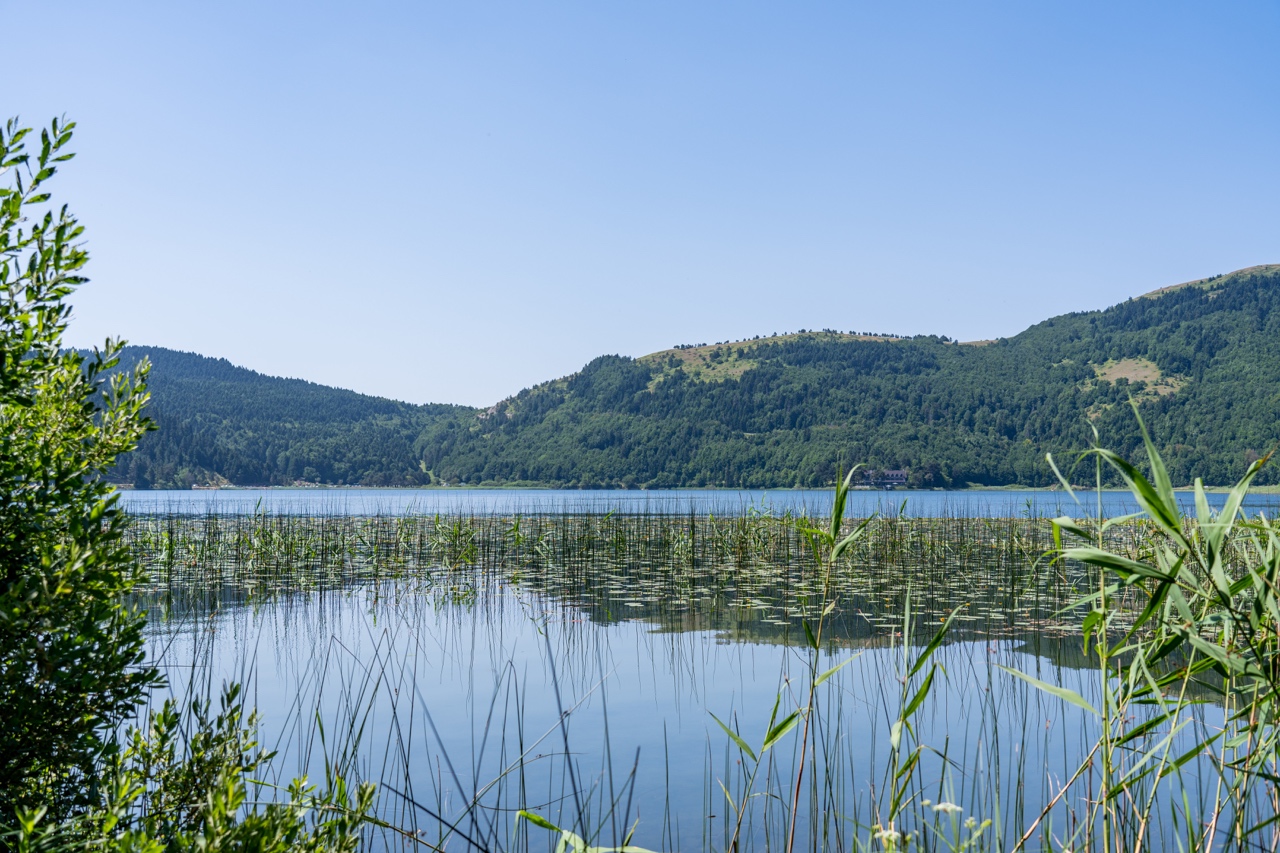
[107,411,1280,852]
[1012,407,1280,851]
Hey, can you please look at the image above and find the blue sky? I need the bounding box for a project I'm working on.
[9,2,1279,406]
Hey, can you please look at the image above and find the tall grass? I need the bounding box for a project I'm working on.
[122,438,1280,852]
[127,506,1081,640]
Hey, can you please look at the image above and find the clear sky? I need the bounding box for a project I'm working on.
[9,2,1279,407]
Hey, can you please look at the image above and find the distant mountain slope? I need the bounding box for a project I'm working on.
[415,265,1280,488]
[112,265,1280,489]
[109,348,469,488]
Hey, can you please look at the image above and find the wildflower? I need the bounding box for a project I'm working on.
[873,825,902,846]
[932,801,963,815]
[964,816,977,830]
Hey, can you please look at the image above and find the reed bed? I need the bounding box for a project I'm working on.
[128,506,1252,645]
[127,510,1080,634]
[124,488,1280,852]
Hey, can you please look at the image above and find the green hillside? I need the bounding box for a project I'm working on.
[112,265,1280,489]
[415,265,1280,488]
[108,348,469,488]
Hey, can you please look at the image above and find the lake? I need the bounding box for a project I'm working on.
[131,506,1267,851]
[121,486,1280,518]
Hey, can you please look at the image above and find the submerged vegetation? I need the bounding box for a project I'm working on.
[128,504,1067,643]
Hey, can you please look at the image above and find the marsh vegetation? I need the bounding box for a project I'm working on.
[125,433,1280,852]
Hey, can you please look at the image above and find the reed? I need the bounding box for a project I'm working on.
[120,443,1280,852]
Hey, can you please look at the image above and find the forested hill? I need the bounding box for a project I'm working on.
[113,264,1280,489]
[416,264,1280,489]
[107,347,469,488]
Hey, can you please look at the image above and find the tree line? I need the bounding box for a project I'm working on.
[112,266,1280,489]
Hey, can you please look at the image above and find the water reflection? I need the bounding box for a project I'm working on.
[138,544,1233,851]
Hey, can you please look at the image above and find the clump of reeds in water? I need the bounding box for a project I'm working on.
[126,506,1132,640]
[124,424,1280,853]
[126,497,1251,649]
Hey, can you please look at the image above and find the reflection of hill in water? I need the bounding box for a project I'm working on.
[547,587,1105,670]
[130,509,1187,681]
[516,549,1089,643]
[139,556,1230,702]
[543,580,1232,701]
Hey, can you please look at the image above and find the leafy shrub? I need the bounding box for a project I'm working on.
[7,683,375,853]
[0,117,376,849]
[0,116,156,816]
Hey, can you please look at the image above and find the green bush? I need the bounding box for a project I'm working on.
[0,116,156,816]
[0,117,376,849]
[6,684,375,853]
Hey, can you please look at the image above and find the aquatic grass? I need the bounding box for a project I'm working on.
[1006,406,1280,852]
[134,565,1257,852]
[126,507,1103,648]
[121,458,1280,852]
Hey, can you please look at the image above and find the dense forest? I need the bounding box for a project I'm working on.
[112,265,1280,488]
[106,348,465,488]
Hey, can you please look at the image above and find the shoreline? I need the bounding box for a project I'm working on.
[112,483,1277,494]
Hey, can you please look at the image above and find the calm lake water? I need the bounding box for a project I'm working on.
[148,587,1111,852]
[121,486,1280,518]
[134,508,1251,851]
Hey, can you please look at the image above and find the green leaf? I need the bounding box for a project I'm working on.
[1100,511,1145,533]
[1065,546,1173,583]
[1194,478,1212,528]
[893,746,921,783]
[803,619,818,650]
[1130,399,1178,522]
[1210,454,1268,554]
[888,749,923,817]
[709,713,756,762]
[998,665,1099,716]
[1225,732,1253,750]
[1122,570,1178,640]
[908,604,963,678]
[1114,711,1172,747]
[518,810,562,833]
[832,515,872,561]
[1106,717,1193,798]
[814,657,854,688]
[1045,452,1078,502]
[1051,515,1090,542]
[718,779,738,815]
[1176,629,1258,677]
[520,811,653,853]
[1095,446,1187,548]
[1159,733,1222,778]
[762,710,801,751]
[829,467,852,540]
[902,667,935,719]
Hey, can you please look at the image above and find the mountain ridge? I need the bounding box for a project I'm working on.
[113,265,1280,489]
